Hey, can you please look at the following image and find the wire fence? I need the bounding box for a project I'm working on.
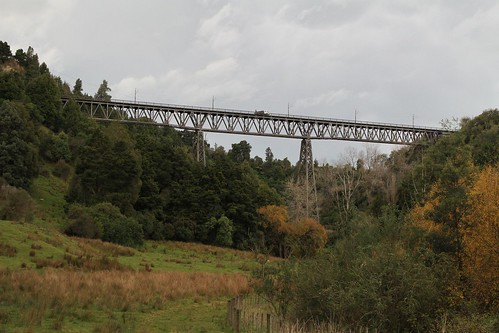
[227,294,374,333]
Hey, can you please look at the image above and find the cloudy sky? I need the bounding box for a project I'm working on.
[2,0,498,162]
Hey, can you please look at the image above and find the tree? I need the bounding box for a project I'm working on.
[257,205,291,257]
[461,109,499,167]
[65,203,143,247]
[0,101,39,188]
[94,203,143,247]
[252,260,298,323]
[461,165,499,309]
[0,41,12,63]
[73,78,83,96]
[333,149,364,226]
[228,140,252,162]
[40,131,71,162]
[286,179,310,224]
[318,148,364,237]
[25,73,63,130]
[94,79,112,100]
[264,147,274,164]
[205,215,234,247]
[355,147,392,216]
[0,72,25,101]
[68,124,142,213]
[14,46,41,80]
[290,218,328,257]
[257,205,327,257]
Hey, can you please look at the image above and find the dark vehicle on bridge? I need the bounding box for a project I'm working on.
[254,110,269,116]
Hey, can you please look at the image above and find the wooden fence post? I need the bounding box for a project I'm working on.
[236,309,241,332]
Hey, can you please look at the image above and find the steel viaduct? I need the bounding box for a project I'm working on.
[61,97,451,220]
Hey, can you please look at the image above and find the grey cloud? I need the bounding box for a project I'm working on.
[1,0,498,161]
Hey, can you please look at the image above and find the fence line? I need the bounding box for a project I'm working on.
[227,294,278,333]
[227,294,373,333]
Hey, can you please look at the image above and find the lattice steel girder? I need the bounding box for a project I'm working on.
[193,129,206,167]
[61,97,451,145]
[295,138,319,222]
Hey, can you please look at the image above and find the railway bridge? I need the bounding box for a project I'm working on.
[61,97,451,221]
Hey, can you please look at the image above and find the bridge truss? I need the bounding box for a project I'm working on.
[61,97,447,144]
[61,97,451,221]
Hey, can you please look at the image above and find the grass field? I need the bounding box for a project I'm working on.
[0,220,256,332]
[30,173,70,230]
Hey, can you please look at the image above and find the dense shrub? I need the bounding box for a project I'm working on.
[40,130,71,162]
[442,313,499,333]
[204,215,234,247]
[0,178,35,222]
[135,211,164,240]
[65,204,103,239]
[292,246,451,331]
[173,217,196,242]
[253,209,455,332]
[52,159,71,180]
[65,203,143,247]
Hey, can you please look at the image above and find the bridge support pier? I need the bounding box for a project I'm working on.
[294,138,319,222]
[193,129,206,166]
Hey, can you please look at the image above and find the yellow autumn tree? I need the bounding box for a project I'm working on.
[410,174,471,260]
[290,218,328,257]
[461,165,499,309]
[257,205,291,257]
[257,205,327,258]
[409,184,444,234]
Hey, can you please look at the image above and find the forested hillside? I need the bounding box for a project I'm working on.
[0,41,295,250]
[1,42,497,332]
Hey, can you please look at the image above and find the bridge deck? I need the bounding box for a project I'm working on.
[61,97,451,144]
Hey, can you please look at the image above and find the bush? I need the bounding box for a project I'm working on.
[40,131,71,162]
[52,159,71,180]
[204,215,234,247]
[65,204,103,239]
[0,178,35,222]
[252,210,455,332]
[135,211,164,240]
[173,217,196,242]
[442,313,499,333]
[294,213,454,331]
[65,203,143,247]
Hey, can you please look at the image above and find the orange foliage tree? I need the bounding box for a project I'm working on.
[461,165,499,309]
[257,205,327,258]
[411,165,498,309]
[257,205,290,257]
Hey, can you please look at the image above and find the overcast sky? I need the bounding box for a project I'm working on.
[2,0,498,163]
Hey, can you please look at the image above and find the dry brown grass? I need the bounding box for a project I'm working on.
[165,241,254,259]
[0,268,249,310]
[75,238,135,257]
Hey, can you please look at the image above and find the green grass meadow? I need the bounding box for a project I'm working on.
[0,219,253,332]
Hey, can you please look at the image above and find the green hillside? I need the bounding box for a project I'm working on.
[0,220,256,273]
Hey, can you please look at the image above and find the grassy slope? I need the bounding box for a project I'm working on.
[0,173,256,332]
[0,220,255,273]
[30,172,70,231]
[0,220,252,332]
